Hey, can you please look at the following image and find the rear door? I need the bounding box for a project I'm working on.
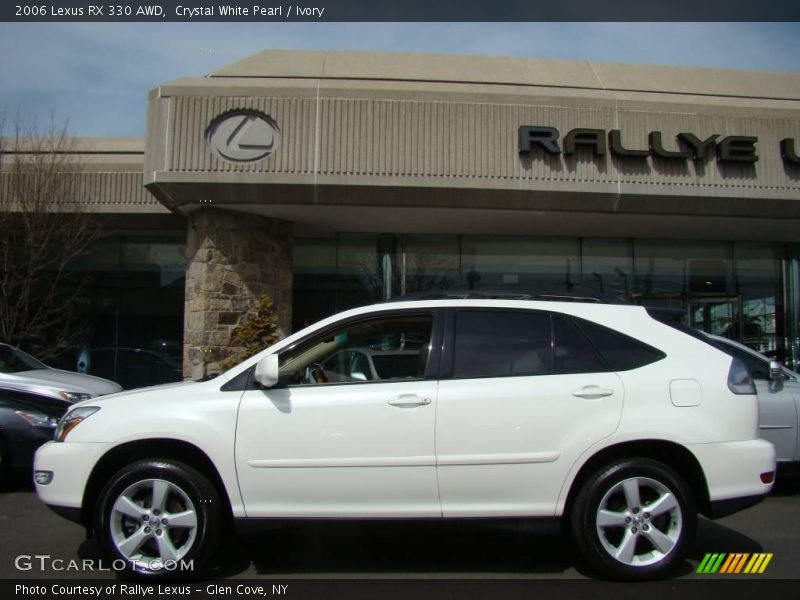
[435,309,625,517]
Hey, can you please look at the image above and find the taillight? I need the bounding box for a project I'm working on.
[727,358,756,395]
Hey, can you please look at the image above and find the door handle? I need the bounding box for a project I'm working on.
[572,386,614,399]
[388,394,431,407]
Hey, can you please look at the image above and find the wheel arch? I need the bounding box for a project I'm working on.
[81,438,233,535]
[561,439,711,520]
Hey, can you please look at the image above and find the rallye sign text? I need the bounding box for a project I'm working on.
[519,126,800,165]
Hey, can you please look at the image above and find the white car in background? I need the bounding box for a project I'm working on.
[705,334,800,469]
[34,298,775,580]
[0,343,121,402]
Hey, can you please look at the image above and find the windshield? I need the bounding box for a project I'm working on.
[0,344,48,373]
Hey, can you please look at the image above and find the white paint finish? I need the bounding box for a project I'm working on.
[435,372,623,517]
[235,380,440,517]
[687,440,775,501]
[436,452,561,466]
[34,298,777,531]
[669,379,703,407]
[34,441,111,508]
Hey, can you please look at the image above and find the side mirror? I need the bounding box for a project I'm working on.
[769,360,785,381]
[254,354,280,388]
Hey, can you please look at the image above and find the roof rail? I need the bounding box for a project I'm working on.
[380,289,631,304]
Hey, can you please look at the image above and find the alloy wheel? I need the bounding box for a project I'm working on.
[595,476,683,567]
[109,478,198,570]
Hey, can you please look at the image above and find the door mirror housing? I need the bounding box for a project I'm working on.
[254,354,280,388]
[769,360,785,381]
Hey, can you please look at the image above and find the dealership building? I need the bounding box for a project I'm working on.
[13,50,800,381]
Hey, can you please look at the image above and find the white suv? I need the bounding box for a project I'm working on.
[33,299,775,580]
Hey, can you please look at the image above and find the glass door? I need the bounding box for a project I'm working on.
[687,294,743,340]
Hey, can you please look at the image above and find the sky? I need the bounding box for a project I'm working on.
[0,22,799,137]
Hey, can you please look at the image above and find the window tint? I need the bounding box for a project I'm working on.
[453,310,551,379]
[575,319,665,371]
[280,314,433,386]
[553,316,605,374]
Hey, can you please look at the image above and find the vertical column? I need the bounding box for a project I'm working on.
[183,208,293,379]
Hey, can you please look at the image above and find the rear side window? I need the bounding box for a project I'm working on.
[552,315,605,374]
[574,319,665,371]
[453,310,551,379]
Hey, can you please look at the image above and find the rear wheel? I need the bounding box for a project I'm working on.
[571,458,696,580]
[94,459,221,578]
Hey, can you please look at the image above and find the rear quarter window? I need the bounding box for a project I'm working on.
[573,318,665,371]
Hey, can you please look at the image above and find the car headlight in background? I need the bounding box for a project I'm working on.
[54,407,100,442]
[58,391,93,403]
[14,411,59,428]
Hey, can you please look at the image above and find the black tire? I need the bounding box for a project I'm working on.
[94,459,221,579]
[570,458,696,580]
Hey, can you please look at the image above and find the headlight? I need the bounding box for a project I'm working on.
[54,407,100,442]
[59,391,93,403]
[14,411,59,428]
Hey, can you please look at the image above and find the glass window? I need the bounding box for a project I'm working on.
[553,316,605,374]
[280,314,433,386]
[581,239,633,301]
[634,240,732,296]
[293,237,337,331]
[0,344,47,373]
[453,310,552,379]
[734,242,782,356]
[575,319,665,371]
[460,236,579,293]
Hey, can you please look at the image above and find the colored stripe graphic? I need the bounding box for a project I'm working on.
[698,553,773,574]
[744,553,773,574]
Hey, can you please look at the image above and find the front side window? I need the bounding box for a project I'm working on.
[279,314,433,386]
[0,344,47,373]
[452,310,551,379]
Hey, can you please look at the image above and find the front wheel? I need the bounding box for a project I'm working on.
[570,458,696,580]
[94,459,221,578]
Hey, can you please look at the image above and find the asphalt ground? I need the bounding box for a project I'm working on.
[1,474,799,582]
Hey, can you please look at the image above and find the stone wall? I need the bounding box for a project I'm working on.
[183,208,293,379]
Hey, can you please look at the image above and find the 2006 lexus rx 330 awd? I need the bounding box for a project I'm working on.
[34,299,776,579]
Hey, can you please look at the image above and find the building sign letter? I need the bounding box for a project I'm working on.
[717,136,758,163]
[780,138,800,165]
[519,126,560,154]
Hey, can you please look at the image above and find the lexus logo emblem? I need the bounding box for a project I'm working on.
[206,110,280,162]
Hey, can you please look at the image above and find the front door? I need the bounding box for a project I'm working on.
[235,311,441,517]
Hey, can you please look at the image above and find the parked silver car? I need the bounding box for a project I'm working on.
[706,334,800,468]
[0,343,121,402]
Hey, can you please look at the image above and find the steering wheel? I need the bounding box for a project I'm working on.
[305,363,329,384]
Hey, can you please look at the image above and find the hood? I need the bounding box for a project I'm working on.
[71,378,198,408]
[1,369,122,396]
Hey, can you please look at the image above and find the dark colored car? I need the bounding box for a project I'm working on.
[0,387,68,480]
[88,348,183,390]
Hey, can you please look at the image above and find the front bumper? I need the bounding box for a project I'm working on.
[688,438,775,517]
[33,441,111,516]
[3,426,54,471]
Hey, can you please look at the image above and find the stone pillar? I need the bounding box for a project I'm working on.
[183,208,293,379]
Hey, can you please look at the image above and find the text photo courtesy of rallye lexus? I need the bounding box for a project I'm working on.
[33,297,776,580]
